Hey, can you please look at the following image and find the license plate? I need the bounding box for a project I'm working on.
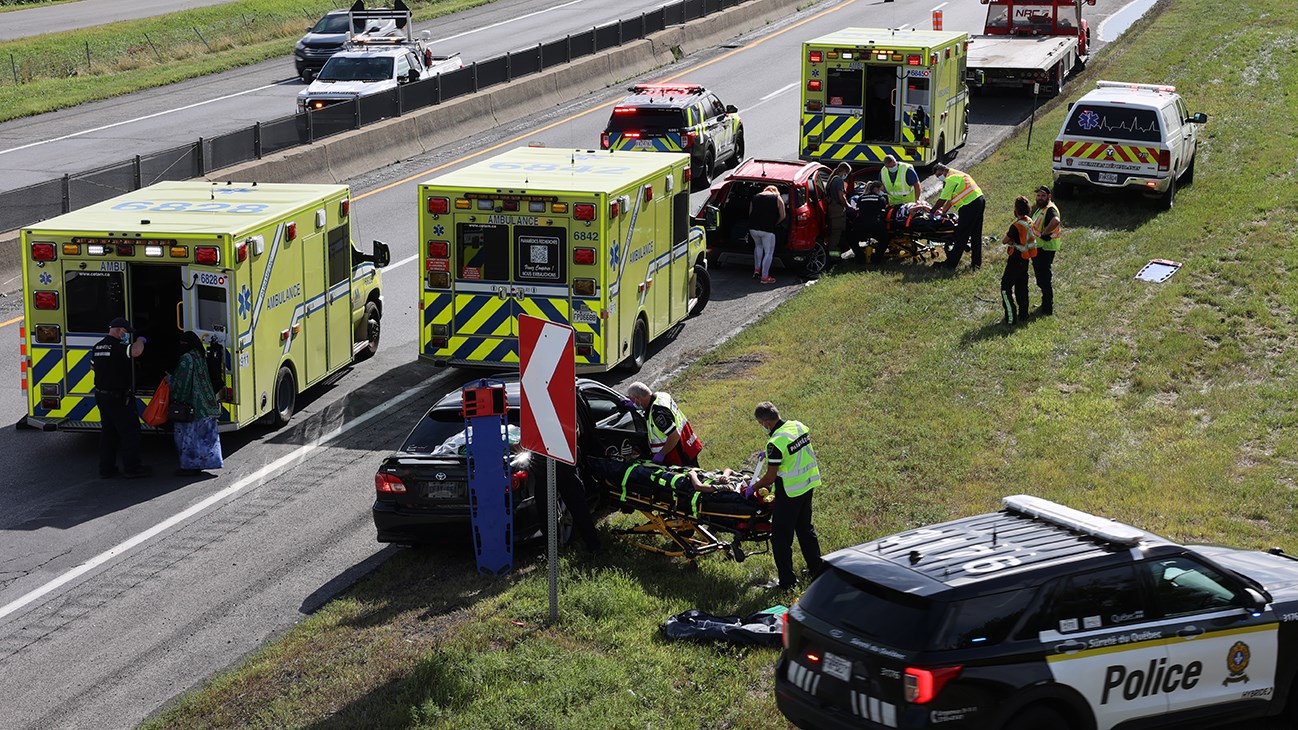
[822,651,852,681]
[423,482,466,500]
[1098,172,1118,184]
[635,140,655,150]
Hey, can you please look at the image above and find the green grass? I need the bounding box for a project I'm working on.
[0,0,78,12]
[141,0,1298,727]
[0,0,493,122]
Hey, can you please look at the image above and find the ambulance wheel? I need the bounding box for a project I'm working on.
[688,264,711,317]
[1001,705,1070,730]
[270,366,296,427]
[1159,176,1176,211]
[935,136,947,165]
[355,301,381,362]
[624,318,648,372]
[960,110,969,147]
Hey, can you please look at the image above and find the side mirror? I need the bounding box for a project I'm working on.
[1242,587,1269,614]
[725,104,738,114]
[703,204,721,231]
[372,240,392,268]
[974,70,987,88]
[1188,112,1208,124]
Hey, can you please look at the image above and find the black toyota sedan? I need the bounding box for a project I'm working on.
[372,377,649,546]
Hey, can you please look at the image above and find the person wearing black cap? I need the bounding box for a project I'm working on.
[92,317,151,478]
[1030,185,1062,315]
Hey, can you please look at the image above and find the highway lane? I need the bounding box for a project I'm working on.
[0,0,698,193]
[0,0,1142,727]
[0,0,241,41]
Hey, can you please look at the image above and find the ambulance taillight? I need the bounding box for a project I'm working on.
[427,241,449,258]
[682,167,692,185]
[807,80,822,92]
[573,279,596,296]
[427,197,449,214]
[33,291,58,310]
[574,248,596,266]
[1052,141,1064,162]
[30,243,55,262]
[908,54,921,65]
[808,50,823,63]
[574,204,596,221]
[903,666,962,704]
[236,242,248,263]
[195,246,220,266]
[286,222,298,241]
[609,200,620,218]
[116,243,135,257]
[503,200,519,212]
[1157,149,1171,171]
[62,243,79,256]
[340,199,350,218]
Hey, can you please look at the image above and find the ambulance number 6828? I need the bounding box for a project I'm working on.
[111,201,269,214]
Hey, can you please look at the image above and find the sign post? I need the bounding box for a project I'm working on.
[518,315,575,625]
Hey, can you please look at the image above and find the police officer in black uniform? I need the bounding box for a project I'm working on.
[93,317,151,479]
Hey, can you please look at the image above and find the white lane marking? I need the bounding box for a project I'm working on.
[0,83,285,155]
[930,2,948,10]
[0,0,588,156]
[0,382,433,623]
[387,253,417,273]
[433,0,584,44]
[760,82,797,102]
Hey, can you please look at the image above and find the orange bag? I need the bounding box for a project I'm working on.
[140,378,170,427]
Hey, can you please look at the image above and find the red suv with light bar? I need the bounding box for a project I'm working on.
[692,158,832,277]
[778,495,1298,730]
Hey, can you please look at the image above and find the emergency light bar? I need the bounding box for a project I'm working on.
[1096,80,1177,93]
[628,84,705,96]
[1002,495,1146,546]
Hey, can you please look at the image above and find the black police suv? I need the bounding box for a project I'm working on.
[372,377,649,545]
[777,495,1298,730]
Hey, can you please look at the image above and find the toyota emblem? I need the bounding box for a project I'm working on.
[435,472,447,481]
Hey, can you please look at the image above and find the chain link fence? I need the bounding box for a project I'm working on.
[2,0,740,233]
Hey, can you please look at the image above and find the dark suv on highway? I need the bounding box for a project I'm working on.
[293,7,398,82]
[372,377,649,545]
[777,495,1298,730]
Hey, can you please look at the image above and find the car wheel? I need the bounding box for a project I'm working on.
[1002,705,1070,730]
[1181,155,1196,185]
[623,317,648,372]
[555,495,573,548]
[688,263,711,317]
[1054,181,1074,199]
[270,365,296,427]
[800,240,829,278]
[728,130,745,168]
[1159,175,1176,211]
[694,146,714,189]
[354,301,380,361]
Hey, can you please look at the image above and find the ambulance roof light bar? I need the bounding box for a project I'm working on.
[1095,80,1177,94]
[1002,495,1147,546]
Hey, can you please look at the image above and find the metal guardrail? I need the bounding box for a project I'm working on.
[1,0,743,233]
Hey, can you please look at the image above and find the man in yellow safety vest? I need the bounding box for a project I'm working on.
[627,382,703,466]
[880,154,922,206]
[1030,185,1062,315]
[749,401,823,590]
[930,163,987,271]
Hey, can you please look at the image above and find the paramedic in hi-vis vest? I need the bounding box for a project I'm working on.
[626,382,703,467]
[1030,185,1062,316]
[749,401,824,590]
[1000,196,1038,326]
[930,163,986,271]
[880,155,921,206]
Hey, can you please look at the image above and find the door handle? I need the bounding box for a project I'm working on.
[1054,640,1086,654]
[175,301,183,331]
[1176,626,1204,639]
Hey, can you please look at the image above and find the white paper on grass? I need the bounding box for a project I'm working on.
[1135,259,1183,283]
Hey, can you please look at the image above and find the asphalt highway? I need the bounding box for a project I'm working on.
[0,0,697,193]
[0,0,1138,727]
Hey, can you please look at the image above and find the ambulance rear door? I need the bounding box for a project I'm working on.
[182,265,235,420]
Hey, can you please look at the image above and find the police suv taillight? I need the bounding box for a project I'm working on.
[904,666,962,703]
[682,131,696,149]
[30,243,55,262]
[427,197,449,214]
[600,132,611,149]
[574,204,596,221]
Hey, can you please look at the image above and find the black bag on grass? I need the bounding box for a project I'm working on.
[663,608,786,647]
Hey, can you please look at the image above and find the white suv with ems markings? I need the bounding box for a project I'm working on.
[1052,81,1207,209]
[776,495,1298,730]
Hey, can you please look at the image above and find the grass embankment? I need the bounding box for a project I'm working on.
[143,0,1298,727]
[0,0,493,123]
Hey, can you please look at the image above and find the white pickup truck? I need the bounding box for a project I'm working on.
[296,36,462,113]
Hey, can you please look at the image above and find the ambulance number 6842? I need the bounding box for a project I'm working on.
[573,231,600,242]
[111,201,269,214]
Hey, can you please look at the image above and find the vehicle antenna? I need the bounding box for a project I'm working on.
[992,525,998,546]
[908,549,921,565]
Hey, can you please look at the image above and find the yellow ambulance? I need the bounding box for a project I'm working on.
[417,147,709,372]
[20,181,390,431]
[800,28,970,167]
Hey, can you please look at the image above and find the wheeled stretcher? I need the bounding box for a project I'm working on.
[877,203,959,261]
[587,459,773,562]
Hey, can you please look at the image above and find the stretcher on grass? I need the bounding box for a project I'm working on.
[587,458,773,562]
[858,201,960,262]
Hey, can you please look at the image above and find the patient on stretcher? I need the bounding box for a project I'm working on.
[587,458,772,520]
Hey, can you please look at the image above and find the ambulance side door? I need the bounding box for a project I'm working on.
[183,267,233,408]
[1143,554,1279,718]
[325,224,354,371]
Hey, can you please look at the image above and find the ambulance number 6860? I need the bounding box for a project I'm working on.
[111,201,269,214]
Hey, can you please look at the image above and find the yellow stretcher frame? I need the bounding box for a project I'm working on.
[607,494,772,563]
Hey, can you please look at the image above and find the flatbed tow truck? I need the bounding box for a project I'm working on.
[965,0,1094,95]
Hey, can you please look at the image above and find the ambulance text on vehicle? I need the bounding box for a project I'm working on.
[21,181,391,432]
[417,147,710,373]
[800,28,970,168]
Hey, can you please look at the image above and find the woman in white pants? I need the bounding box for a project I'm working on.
[748,185,785,284]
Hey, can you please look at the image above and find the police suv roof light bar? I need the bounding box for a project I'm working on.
[1002,495,1147,546]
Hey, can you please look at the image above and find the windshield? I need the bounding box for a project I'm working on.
[606,108,686,133]
[318,56,393,82]
[402,409,522,456]
[310,14,349,34]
